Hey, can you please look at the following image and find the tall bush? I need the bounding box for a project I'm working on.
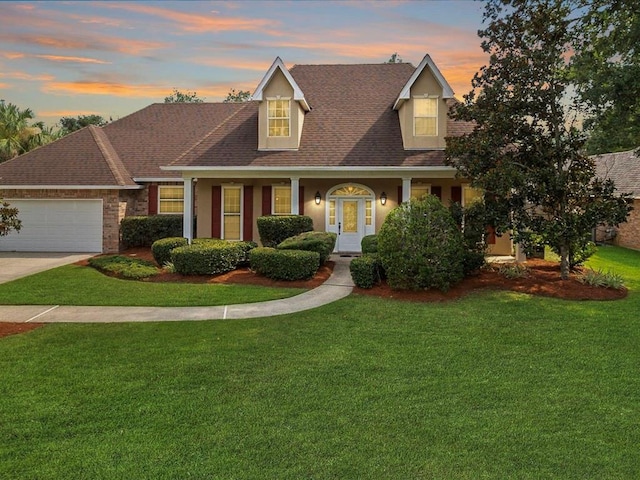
[378,195,465,291]
[121,215,190,248]
[257,215,313,247]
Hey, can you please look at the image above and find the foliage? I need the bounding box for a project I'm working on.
[88,255,158,280]
[277,231,336,265]
[445,0,632,280]
[0,100,58,162]
[498,262,530,280]
[350,254,384,289]
[163,88,205,103]
[361,234,378,254]
[378,195,465,292]
[59,114,108,134]
[571,0,640,154]
[0,199,21,236]
[170,241,244,275]
[577,267,625,289]
[449,200,489,274]
[256,215,313,248]
[120,215,187,248]
[549,238,597,269]
[249,247,319,281]
[223,89,251,103]
[151,237,188,266]
[387,52,403,63]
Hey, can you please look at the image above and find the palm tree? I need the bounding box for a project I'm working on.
[0,100,59,162]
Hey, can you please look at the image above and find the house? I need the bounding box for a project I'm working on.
[0,55,513,256]
[593,149,640,250]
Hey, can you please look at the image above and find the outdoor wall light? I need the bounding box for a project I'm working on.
[380,192,387,206]
[315,191,322,205]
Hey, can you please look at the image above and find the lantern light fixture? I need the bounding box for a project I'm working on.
[380,192,387,206]
[315,191,322,205]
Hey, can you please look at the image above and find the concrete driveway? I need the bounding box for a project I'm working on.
[0,252,96,284]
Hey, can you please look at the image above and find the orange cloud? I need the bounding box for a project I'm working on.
[35,54,111,64]
[38,109,106,119]
[106,3,273,33]
[191,57,273,72]
[42,80,169,98]
[2,52,26,60]
[0,71,55,82]
[0,82,9,89]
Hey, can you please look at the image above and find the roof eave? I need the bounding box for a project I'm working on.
[251,56,311,111]
[393,54,455,110]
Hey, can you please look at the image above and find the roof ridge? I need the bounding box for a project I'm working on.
[88,125,133,186]
[169,102,252,167]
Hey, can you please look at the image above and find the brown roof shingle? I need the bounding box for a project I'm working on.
[593,149,640,198]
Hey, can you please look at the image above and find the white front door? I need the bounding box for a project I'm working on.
[336,199,364,252]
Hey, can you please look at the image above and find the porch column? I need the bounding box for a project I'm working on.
[402,177,412,202]
[182,177,194,243]
[290,177,300,215]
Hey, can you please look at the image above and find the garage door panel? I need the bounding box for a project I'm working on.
[0,200,103,252]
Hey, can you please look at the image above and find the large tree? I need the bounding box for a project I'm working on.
[223,88,251,103]
[59,114,108,134]
[163,88,204,103]
[0,101,44,162]
[572,0,640,154]
[445,0,630,279]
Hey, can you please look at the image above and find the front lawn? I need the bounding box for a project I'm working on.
[0,264,304,307]
[0,246,638,478]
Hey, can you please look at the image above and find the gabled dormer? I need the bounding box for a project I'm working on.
[393,54,455,150]
[252,57,310,151]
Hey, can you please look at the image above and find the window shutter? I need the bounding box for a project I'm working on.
[262,186,272,215]
[211,186,221,238]
[431,186,442,200]
[451,186,462,204]
[298,186,304,215]
[397,186,403,205]
[486,226,497,245]
[148,184,158,215]
[243,186,253,241]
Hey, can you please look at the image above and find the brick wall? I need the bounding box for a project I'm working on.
[616,199,640,250]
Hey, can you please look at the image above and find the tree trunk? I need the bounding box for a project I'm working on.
[559,244,570,280]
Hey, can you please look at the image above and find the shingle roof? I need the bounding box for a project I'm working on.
[593,149,640,198]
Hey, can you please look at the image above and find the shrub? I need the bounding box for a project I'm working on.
[498,262,529,279]
[378,195,465,292]
[277,231,337,264]
[350,254,384,289]
[361,234,378,254]
[449,200,488,275]
[257,215,313,247]
[88,255,158,280]
[121,215,193,248]
[171,241,244,275]
[550,239,597,269]
[151,237,188,266]
[577,268,625,289]
[250,247,320,281]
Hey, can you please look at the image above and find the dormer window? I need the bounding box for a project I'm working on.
[414,97,438,136]
[268,98,290,137]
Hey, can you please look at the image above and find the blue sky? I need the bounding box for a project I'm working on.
[0,1,487,125]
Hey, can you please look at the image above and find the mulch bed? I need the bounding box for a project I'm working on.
[1,252,626,339]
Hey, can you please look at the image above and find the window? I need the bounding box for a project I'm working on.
[159,185,184,214]
[329,200,336,226]
[463,186,483,206]
[272,186,291,215]
[223,186,242,241]
[365,200,372,226]
[268,99,290,137]
[414,97,438,136]
[410,185,430,200]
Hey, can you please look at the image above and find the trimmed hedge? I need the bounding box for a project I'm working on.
[88,255,158,280]
[257,215,313,247]
[361,234,378,254]
[171,241,244,275]
[121,215,194,248]
[350,254,383,289]
[151,237,188,266]
[277,231,337,264]
[250,247,320,281]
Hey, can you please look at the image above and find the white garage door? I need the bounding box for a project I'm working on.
[0,199,103,252]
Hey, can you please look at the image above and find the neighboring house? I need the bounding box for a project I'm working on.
[593,149,640,250]
[0,55,512,256]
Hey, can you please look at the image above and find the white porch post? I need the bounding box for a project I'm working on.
[182,177,194,243]
[290,177,300,215]
[402,177,412,202]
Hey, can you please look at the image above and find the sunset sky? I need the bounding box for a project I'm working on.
[1,1,487,125]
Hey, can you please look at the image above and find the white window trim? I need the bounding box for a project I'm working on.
[413,95,439,137]
[272,184,292,215]
[221,184,243,241]
[267,97,291,138]
[158,184,185,215]
[410,183,432,200]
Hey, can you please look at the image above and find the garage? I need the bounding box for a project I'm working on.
[0,199,103,253]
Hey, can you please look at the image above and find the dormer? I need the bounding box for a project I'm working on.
[393,54,455,150]
[252,57,310,151]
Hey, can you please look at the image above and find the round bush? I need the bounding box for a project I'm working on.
[250,247,320,281]
[171,241,244,275]
[257,215,313,247]
[151,237,188,266]
[361,234,378,254]
[350,254,383,288]
[378,195,465,292]
[277,231,336,264]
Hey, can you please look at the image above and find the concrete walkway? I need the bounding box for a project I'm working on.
[0,256,355,323]
[0,252,96,284]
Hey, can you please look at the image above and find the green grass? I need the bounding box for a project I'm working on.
[0,246,639,478]
[0,264,304,306]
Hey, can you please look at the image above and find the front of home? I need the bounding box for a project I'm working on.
[0,55,513,256]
